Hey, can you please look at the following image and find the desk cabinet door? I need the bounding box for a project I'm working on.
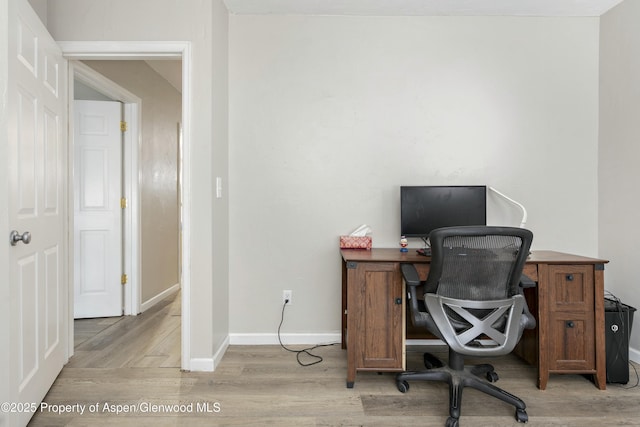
[348,262,404,370]
[547,265,595,371]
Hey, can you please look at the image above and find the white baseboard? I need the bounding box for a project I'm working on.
[140,283,180,313]
[213,335,230,369]
[184,337,229,372]
[190,337,640,373]
[229,332,341,345]
[189,358,214,372]
[406,339,445,346]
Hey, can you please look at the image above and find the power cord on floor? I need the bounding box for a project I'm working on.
[621,362,640,389]
[277,299,338,366]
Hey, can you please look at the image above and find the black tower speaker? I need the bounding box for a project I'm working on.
[604,298,636,384]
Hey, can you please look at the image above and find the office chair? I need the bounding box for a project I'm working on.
[396,226,535,427]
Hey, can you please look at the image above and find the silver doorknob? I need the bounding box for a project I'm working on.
[10,230,31,246]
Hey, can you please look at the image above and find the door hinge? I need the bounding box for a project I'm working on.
[121,197,127,209]
[120,121,128,132]
[121,274,128,285]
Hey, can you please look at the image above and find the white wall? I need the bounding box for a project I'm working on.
[600,0,640,359]
[212,0,230,353]
[229,15,600,337]
[45,0,230,368]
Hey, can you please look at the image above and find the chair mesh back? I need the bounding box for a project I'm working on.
[436,234,523,301]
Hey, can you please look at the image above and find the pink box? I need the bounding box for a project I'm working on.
[339,236,372,250]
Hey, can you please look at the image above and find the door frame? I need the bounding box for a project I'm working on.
[59,41,193,371]
[71,61,141,317]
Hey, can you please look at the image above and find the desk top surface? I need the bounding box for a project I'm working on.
[341,248,608,265]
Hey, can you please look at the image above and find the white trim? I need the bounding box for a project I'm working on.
[59,41,192,372]
[189,358,215,372]
[213,336,230,369]
[406,339,446,346]
[57,41,188,59]
[187,335,228,372]
[229,333,341,346]
[630,346,640,364]
[140,283,180,313]
[66,64,76,360]
[70,61,142,316]
[123,102,141,315]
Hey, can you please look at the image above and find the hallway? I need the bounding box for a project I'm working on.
[69,291,181,369]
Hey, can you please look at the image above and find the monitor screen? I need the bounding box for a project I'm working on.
[400,185,487,239]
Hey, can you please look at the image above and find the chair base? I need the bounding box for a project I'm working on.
[396,350,528,426]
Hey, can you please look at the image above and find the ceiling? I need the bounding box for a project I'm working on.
[223,0,624,17]
[146,60,182,93]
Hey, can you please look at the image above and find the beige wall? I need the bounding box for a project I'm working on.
[81,60,181,305]
[599,0,640,358]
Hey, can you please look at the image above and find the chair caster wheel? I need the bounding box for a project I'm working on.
[486,371,499,382]
[423,353,443,369]
[446,416,459,427]
[396,380,410,393]
[515,408,528,423]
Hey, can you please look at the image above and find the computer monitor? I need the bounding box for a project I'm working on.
[400,185,487,241]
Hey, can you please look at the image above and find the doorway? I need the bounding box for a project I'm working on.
[71,61,142,317]
[62,42,193,371]
[72,59,183,319]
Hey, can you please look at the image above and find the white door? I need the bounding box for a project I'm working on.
[73,100,123,318]
[7,0,67,425]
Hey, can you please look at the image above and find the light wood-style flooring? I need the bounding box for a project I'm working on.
[29,292,639,426]
[69,291,181,369]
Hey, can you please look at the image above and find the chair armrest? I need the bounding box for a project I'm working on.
[519,274,536,289]
[401,263,422,287]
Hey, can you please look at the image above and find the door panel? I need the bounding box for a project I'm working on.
[73,100,123,318]
[8,0,68,425]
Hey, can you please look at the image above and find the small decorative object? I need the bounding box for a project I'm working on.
[400,236,408,252]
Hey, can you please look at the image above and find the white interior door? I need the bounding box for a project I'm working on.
[7,0,67,425]
[73,100,123,319]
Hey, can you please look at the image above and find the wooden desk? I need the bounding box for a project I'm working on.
[341,249,608,390]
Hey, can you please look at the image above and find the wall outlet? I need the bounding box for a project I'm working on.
[282,290,292,305]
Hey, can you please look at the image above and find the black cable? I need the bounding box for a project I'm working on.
[277,299,338,366]
[619,361,640,389]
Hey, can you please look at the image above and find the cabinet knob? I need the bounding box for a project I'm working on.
[566,321,575,328]
[394,298,402,305]
[566,274,574,281]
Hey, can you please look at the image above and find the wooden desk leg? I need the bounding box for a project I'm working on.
[341,260,348,350]
[538,373,549,390]
[593,266,607,390]
[345,264,356,388]
[346,354,356,388]
[537,263,549,390]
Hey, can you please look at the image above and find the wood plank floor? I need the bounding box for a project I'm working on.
[29,293,640,426]
[69,291,181,369]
